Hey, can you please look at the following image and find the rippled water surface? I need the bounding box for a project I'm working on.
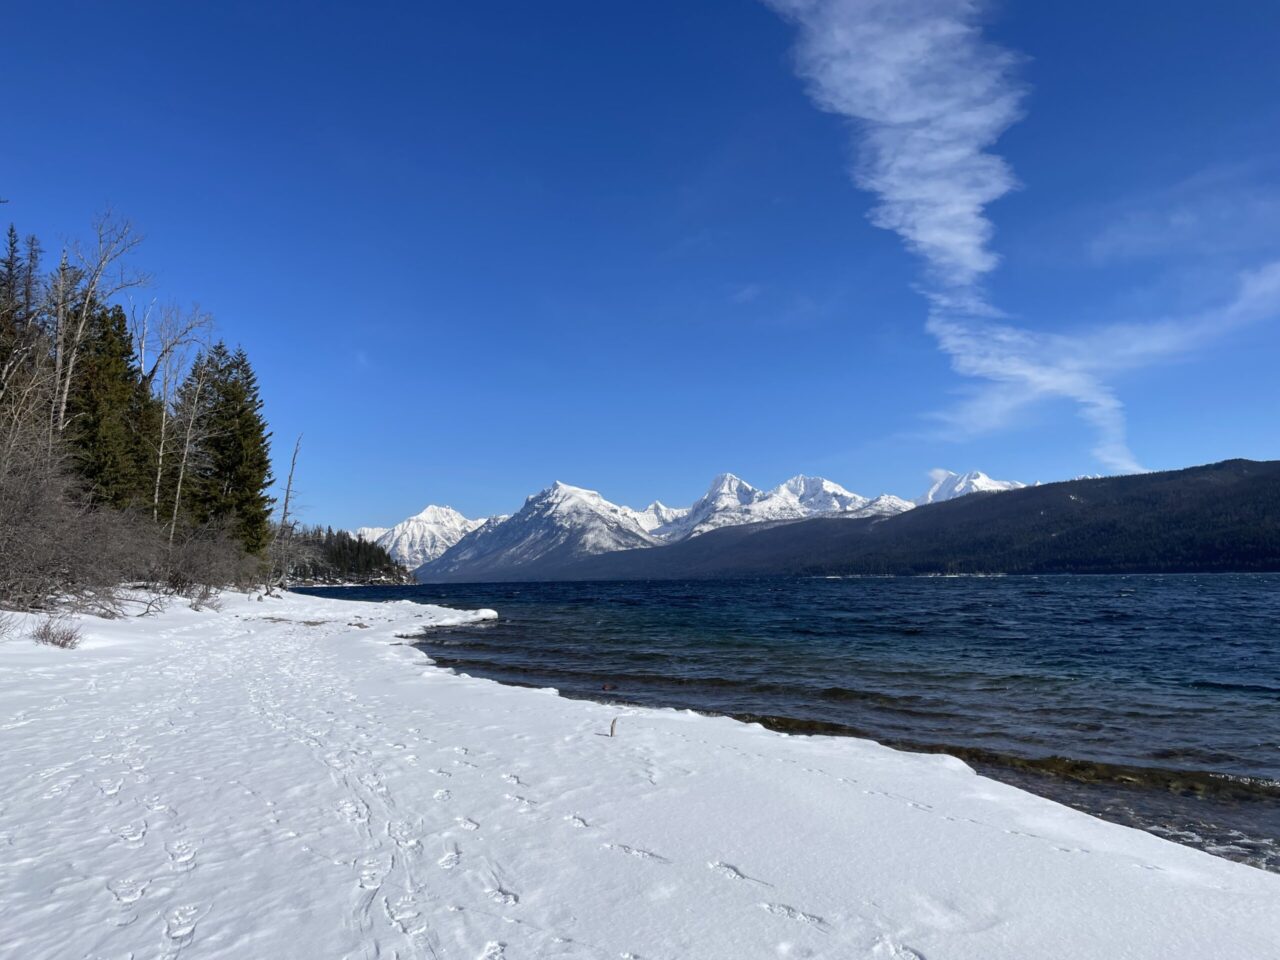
[300,575,1280,871]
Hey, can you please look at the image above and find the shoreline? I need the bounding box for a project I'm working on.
[3,591,1278,958]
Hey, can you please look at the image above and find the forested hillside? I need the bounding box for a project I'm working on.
[0,212,397,609]
[289,527,410,584]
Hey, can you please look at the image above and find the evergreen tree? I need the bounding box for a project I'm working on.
[188,343,274,554]
[0,225,19,321]
[63,300,156,508]
[20,233,41,324]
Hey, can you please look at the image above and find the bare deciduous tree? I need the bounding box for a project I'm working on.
[131,302,212,521]
[48,213,149,446]
[269,434,303,591]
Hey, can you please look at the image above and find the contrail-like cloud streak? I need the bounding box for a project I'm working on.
[765,0,1265,472]
[767,0,1024,300]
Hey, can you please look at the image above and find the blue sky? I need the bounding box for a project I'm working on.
[5,1,1279,526]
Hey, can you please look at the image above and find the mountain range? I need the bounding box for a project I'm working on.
[356,469,1024,579]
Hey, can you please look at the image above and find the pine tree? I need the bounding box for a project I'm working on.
[63,300,156,508]
[20,234,41,324]
[0,225,19,321]
[188,343,274,554]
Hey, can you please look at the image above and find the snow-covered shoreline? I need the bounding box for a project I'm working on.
[2,592,1276,959]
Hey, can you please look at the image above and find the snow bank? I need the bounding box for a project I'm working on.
[1,592,1276,959]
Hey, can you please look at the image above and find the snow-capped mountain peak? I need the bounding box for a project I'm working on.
[418,482,659,580]
[369,505,486,569]
[774,475,870,514]
[916,470,1026,506]
[632,501,690,533]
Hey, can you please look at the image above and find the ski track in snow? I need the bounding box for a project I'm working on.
[1,592,1278,959]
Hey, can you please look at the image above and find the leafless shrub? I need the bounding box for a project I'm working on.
[0,610,15,640]
[189,583,222,612]
[31,615,81,649]
[166,522,261,594]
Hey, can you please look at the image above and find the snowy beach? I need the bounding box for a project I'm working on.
[2,592,1277,959]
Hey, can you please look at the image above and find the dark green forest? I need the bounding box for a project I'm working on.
[289,526,409,584]
[0,214,405,608]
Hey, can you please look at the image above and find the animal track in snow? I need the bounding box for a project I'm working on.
[455,817,479,831]
[760,902,825,926]
[564,815,588,828]
[501,773,523,785]
[433,788,452,802]
[603,843,670,863]
[438,846,461,870]
[486,887,519,906]
[479,942,506,960]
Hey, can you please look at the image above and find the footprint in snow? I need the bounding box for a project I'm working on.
[872,938,926,959]
[164,903,205,945]
[486,887,519,906]
[603,843,669,863]
[335,798,370,824]
[707,861,769,886]
[106,877,149,904]
[165,838,199,870]
[433,789,451,802]
[564,815,588,828]
[357,855,391,889]
[760,903,825,926]
[438,847,461,870]
[114,820,148,846]
[455,817,479,831]
[479,943,506,960]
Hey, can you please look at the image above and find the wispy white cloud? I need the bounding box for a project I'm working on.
[764,0,1280,473]
[767,0,1024,297]
[1090,161,1280,264]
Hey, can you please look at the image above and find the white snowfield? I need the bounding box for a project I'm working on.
[2,593,1277,960]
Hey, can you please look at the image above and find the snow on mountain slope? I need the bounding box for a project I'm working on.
[418,482,659,580]
[630,501,690,533]
[373,505,486,569]
[854,493,916,517]
[405,469,1007,580]
[916,470,1026,506]
[353,526,389,543]
[653,473,911,540]
[778,475,870,514]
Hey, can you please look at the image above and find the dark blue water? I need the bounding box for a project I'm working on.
[298,575,1280,871]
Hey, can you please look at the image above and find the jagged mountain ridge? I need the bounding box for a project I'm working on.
[418,482,660,580]
[415,469,1015,581]
[358,468,1023,581]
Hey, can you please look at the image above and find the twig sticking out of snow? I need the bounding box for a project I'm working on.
[609,717,619,738]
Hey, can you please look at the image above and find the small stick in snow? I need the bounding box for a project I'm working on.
[609,717,619,737]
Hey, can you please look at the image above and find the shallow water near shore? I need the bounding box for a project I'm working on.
[299,574,1280,871]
